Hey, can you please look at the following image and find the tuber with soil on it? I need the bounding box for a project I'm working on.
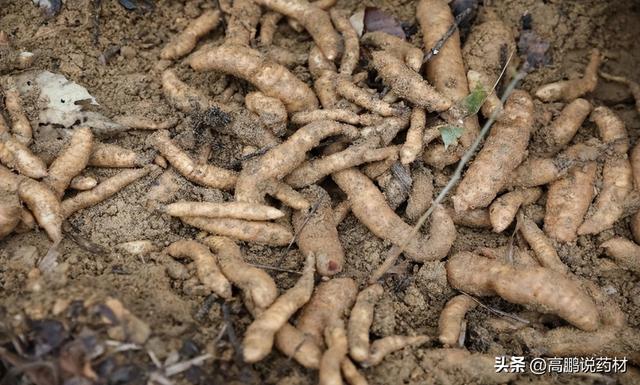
[536,49,602,102]
[242,252,315,363]
[293,186,346,276]
[452,90,534,211]
[446,251,599,331]
[165,240,232,299]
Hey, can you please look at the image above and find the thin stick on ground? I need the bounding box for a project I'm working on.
[422,8,472,63]
[370,65,526,283]
[459,290,530,324]
[247,263,303,275]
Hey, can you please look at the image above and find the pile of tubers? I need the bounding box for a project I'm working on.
[1,0,640,383]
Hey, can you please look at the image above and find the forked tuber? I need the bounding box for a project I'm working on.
[242,252,315,363]
[319,320,348,385]
[204,236,278,312]
[293,186,345,276]
[61,165,158,219]
[166,240,232,299]
[297,278,357,347]
[252,0,340,61]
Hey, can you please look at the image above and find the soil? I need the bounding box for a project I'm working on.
[1,0,639,384]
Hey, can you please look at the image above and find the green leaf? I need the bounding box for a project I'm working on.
[461,83,488,116]
[439,125,465,150]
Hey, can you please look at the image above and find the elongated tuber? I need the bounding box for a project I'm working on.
[285,140,397,188]
[600,237,640,275]
[149,130,236,190]
[89,142,145,168]
[489,187,541,233]
[348,283,383,363]
[538,98,592,154]
[297,278,357,347]
[336,77,404,117]
[333,168,455,262]
[536,49,602,102]
[330,9,358,76]
[190,44,318,112]
[291,109,361,126]
[341,358,368,385]
[446,206,491,228]
[242,252,315,363]
[204,236,278,312]
[61,165,158,219]
[438,295,477,347]
[44,127,93,197]
[405,165,433,222]
[0,133,47,179]
[519,216,567,274]
[293,186,345,276]
[510,139,603,188]
[400,108,426,165]
[69,175,97,191]
[252,0,340,61]
[364,335,430,367]
[544,162,597,242]
[163,201,284,221]
[161,9,221,60]
[452,90,534,211]
[180,216,292,246]
[320,320,348,385]
[446,251,599,331]
[3,78,32,144]
[275,323,323,369]
[371,51,451,112]
[18,178,62,245]
[166,240,232,299]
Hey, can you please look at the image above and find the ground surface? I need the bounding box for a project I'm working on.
[1,0,639,384]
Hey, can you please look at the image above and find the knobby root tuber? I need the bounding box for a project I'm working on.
[3,78,32,145]
[405,165,433,222]
[242,252,315,363]
[224,0,261,46]
[536,49,602,102]
[293,186,345,276]
[163,201,284,221]
[69,175,97,191]
[364,335,430,367]
[336,77,404,117]
[446,251,599,331]
[297,278,357,347]
[204,236,278,312]
[400,107,426,165]
[371,51,451,112]
[361,32,423,73]
[348,283,383,363]
[0,133,47,179]
[538,98,592,155]
[333,168,455,262]
[149,130,237,190]
[180,216,292,246]
[329,9,358,76]
[438,295,477,347]
[244,91,288,137]
[519,215,567,274]
[61,165,158,219]
[160,9,221,60]
[190,44,318,112]
[17,178,62,245]
[44,127,93,197]
[166,240,232,299]
[600,237,640,275]
[452,90,534,211]
[544,162,597,242]
[489,187,541,233]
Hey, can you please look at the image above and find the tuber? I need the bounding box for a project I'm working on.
[536,49,602,102]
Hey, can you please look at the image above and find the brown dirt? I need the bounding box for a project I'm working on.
[1,0,639,384]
